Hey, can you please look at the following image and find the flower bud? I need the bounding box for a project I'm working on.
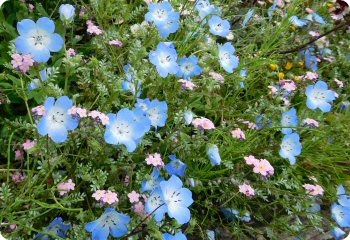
[59,4,75,23]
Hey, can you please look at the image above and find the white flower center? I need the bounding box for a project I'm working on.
[148,108,161,124]
[111,121,133,139]
[159,54,173,66]
[181,62,194,74]
[214,23,223,32]
[219,52,231,64]
[311,90,326,102]
[28,29,51,50]
[47,107,67,128]
[154,9,168,21]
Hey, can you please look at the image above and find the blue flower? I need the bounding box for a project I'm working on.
[59,4,75,22]
[15,17,64,63]
[289,16,309,27]
[29,67,53,91]
[279,133,302,165]
[242,9,254,27]
[206,230,215,240]
[135,98,168,128]
[302,48,318,71]
[121,64,142,97]
[141,168,165,192]
[281,108,298,134]
[331,227,346,240]
[218,42,239,73]
[331,203,350,228]
[306,80,336,113]
[183,110,194,125]
[221,208,251,222]
[207,145,221,166]
[156,18,180,38]
[37,96,79,143]
[176,56,203,80]
[145,175,193,224]
[268,0,278,21]
[306,13,326,25]
[194,0,217,20]
[337,185,350,208]
[163,231,187,240]
[35,217,70,239]
[165,155,187,177]
[208,16,230,37]
[104,108,150,152]
[85,208,130,239]
[149,42,179,78]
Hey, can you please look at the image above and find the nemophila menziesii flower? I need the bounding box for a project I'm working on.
[122,64,141,97]
[163,232,187,240]
[15,17,64,63]
[165,155,187,177]
[149,42,179,77]
[37,96,79,143]
[289,16,309,27]
[207,144,221,166]
[218,42,239,73]
[279,133,302,165]
[141,168,165,192]
[59,4,75,22]
[194,0,217,20]
[29,67,53,91]
[104,108,149,152]
[331,203,350,228]
[176,56,203,80]
[281,108,298,134]
[145,175,193,224]
[135,98,168,128]
[306,80,336,112]
[302,48,318,71]
[85,208,130,239]
[331,227,346,240]
[35,217,70,239]
[242,9,254,27]
[208,16,230,37]
[183,110,194,125]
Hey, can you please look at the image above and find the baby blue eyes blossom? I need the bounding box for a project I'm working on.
[149,42,179,78]
[306,80,336,113]
[135,98,168,128]
[141,168,164,192]
[176,56,203,80]
[195,0,217,20]
[289,16,309,27]
[218,42,239,73]
[331,227,346,240]
[207,144,221,166]
[331,185,350,228]
[37,96,79,143]
[165,155,187,177]
[279,133,302,165]
[15,17,64,63]
[145,175,194,224]
[35,217,70,240]
[29,67,53,91]
[281,108,298,134]
[59,4,75,22]
[208,16,230,37]
[85,208,130,239]
[122,64,142,97]
[163,232,187,240]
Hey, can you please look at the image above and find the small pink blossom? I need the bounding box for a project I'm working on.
[178,79,197,90]
[86,20,103,35]
[303,118,319,128]
[11,54,23,68]
[309,31,320,37]
[9,224,17,230]
[305,8,314,14]
[128,190,140,203]
[32,105,46,116]
[101,190,118,204]
[268,85,278,95]
[22,139,36,151]
[209,72,224,82]
[303,183,324,196]
[19,54,34,73]
[133,201,145,214]
[68,106,87,118]
[98,113,110,125]
[304,72,318,81]
[88,110,109,125]
[252,159,274,177]
[192,117,215,130]
[67,48,76,57]
[57,179,75,196]
[145,153,164,167]
[109,39,123,47]
[15,149,24,160]
[92,190,106,201]
[334,79,344,88]
[28,3,34,12]
[231,128,246,140]
[125,175,130,186]
[244,155,259,166]
[280,80,297,92]
[239,183,255,197]
[238,119,259,130]
[11,172,26,183]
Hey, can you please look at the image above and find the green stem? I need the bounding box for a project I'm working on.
[20,76,34,125]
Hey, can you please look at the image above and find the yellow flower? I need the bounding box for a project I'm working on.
[294,76,302,82]
[278,72,285,79]
[327,3,334,8]
[290,25,296,31]
[298,61,304,67]
[285,62,293,70]
[269,64,278,71]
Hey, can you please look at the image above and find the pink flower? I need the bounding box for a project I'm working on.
[280,80,297,92]
[209,72,224,82]
[128,190,140,203]
[303,118,319,128]
[192,117,215,130]
[57,179,75,196]
[239,119,259,130]
[178,79,197,90]
[22,139,36,151]
[92,190,106,201]
[19,54,34,73]
[109,39,123,47]
[79,7,86,17]
[239,183,255,197]
[334,79,344,88]
[28,3,34,12]
[244,155,259,166]
[268,85,278,95]
[98,113,109,125]
[32,105,45,116]
[67,48,76,57]
[309,31,320,37]
[253,159,274,177]
[145,153,164,167]
[303,184,324,196]
[305,7,314,14]
[133,201,145,214]
[15,149,24,160]
[125,175,130,186]
[88,110,109,125]
[11,54,23,68]
[231,128,246,140]
[86,20,103,35]
[304,72,318,81]
[68,106,87,118]
[101,190,118,204]
[11,172,26,183]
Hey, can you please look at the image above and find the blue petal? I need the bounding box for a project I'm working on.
[65,117,79,131]
[306,98,318,110]
[44,97,55,111]
[318,102,332,112]
[36,17,55,34]
[49,125,68,143]
[337,185,346,195]
[31,48,51,63]
[314,80,328,91]
[15,36,32,54]
[48,33,64,52]
[167,205,191,224]
[85,220,99,232]
[312,13,326,24]
[92,226,109,240]
[110,224,128,238]
[305,85,314,97]
[55,96,73,110]
[338,195,350,208]
[37,118,50,136]
[17,19,36,36]
[123,139,137,152]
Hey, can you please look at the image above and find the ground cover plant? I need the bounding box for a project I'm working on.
[0,0,350,239]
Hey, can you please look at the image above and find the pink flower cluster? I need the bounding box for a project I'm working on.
[231,128,246,140]
[32,105,45,116]
[145,153,164,168]
[86,20,103,35]
[244,155,274,177]
[22,139,36,151]
[238,119,259,130]
[11,172,26,184]
[192,117,215,130]
[334,79,344,88]
[109,39,123,47]
[279,80,297,92]
[67,48,76,57]
[209,71,224,82]
[178,79,197,90]
[92,190,119,205]
[57,179,75,196]
[15,149,24,160]
[303,72,318,81]
[88,110,109,125]
[303,118,319,128]
[239,183,255,198]
[11,53,34,73]
[303,184,324,196]
[68,106,88,119]
[127,190,147,215]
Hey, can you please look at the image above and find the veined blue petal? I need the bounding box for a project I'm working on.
[55,96,73,110]
[167,205,191,224]
[17,19,36,36]
[36,17,56,34]
[48,33,64,52]
[30,48,51,63]
[15,36,32,54]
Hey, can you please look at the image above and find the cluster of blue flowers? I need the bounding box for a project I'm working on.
[331,185,350,239]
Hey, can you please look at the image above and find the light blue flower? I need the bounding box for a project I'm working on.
[59,4,75,22]
[207,145,221,166]
[176,56,203,80]
[208,16,230,37]
[268,0,278,21]
[206,230,215,240]
[29,67,53,91]
[194,0,217,20]
[146,175,193,224]
[122,64,142,97]
[279,133,302,165]
[281,108,298,134]
[220,208,251,222]
[157,18,180,38]
[331,203,350,228]
[306,80,336,113]
[337,185,350,208]
[15,17,64,63]
[37,96,79,143]
[35,217,70,239]
[135,98,168,129]
[165,155,187,177]
[289,16,309,27]
[331,227,346,240]
[85,208,130,239]
[149,42,179,78]
[302,48,318,71]
[141,168,165,192]
[104,108,150,152]
[306,13,326,25]
[184,110,194,125]
[163,232,187,240]
[242,9,254,27]
[218,42,239,73]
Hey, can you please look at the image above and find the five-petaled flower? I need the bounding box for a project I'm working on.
[218,42,239,73]
[281,108,298,134]
[149,42,179,78]
[163,231,187,240]
[165,155,187,177]
[35,217,71,239]
[279,133,302,165]
[306,80,336,112]
[208,16,231,37]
